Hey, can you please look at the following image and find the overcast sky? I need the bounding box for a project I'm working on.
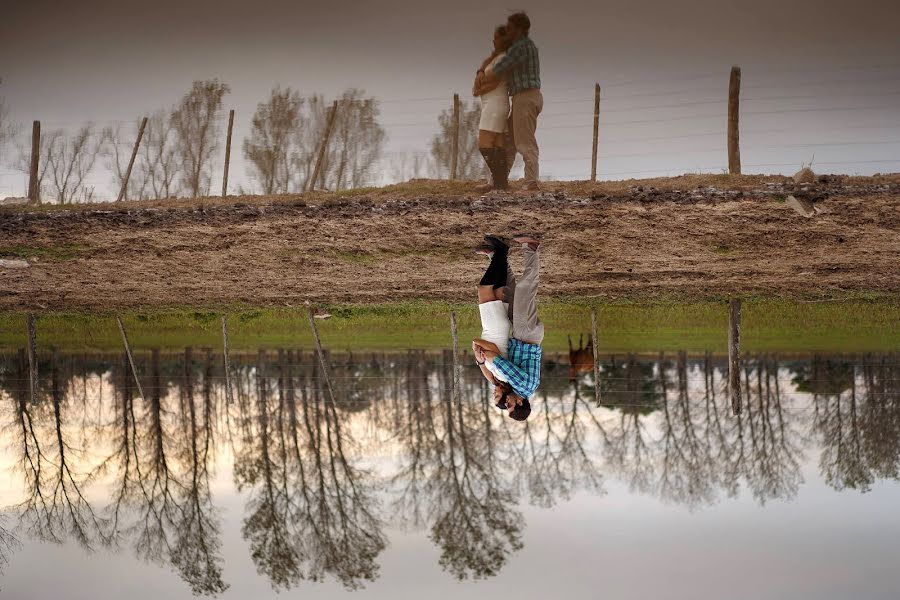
[2,0,899,197]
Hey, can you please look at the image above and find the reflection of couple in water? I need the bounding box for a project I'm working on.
[472,235,543,421]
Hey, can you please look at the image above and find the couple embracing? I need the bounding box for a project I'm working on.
[472,234,543,422]
[472,11,542,192]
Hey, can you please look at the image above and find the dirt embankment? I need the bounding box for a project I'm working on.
[1,175,899,311]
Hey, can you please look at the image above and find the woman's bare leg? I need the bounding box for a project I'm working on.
[478,130,501,149]
[478,285,497,304]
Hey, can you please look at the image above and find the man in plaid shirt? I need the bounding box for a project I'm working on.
[474,235,544,421]
[477,12,543,191]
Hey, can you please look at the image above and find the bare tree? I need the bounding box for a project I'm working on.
[243,86,304,194]
[389,351,523,580]
[388,151,428,183]
[14,350,111,548]
[170,79,230,198]
[813,356,900,492]
[322,90,386,190]
[103,120,149,201]
[0,95,15,161]
[289,94,328,191]
[0,518,18,579]
[138,111,179,200]
[38,125,106,204]
[656,353,717,508]
[430,99,485,180]
[13,125,103,203]
[169,348,228,595]
[235,350,386,590]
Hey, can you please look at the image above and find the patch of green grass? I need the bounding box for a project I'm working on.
[335,251,377,264]
[713,244,732,255]
[0,298,897,354]
[0,243,90,261]
[191,311,218,325]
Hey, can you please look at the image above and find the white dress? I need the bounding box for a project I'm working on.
[478,300,511,383]
[479,52,510,133]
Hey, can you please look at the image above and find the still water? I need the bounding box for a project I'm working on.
[0,347,898,599]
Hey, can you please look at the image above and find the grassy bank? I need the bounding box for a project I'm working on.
[0,298,897,354]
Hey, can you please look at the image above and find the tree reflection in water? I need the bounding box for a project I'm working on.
[809,354,900,492]
[392,350,522,580]
[101,348,228,595]
[235,348,386,590]
[0,347,898,595]
[9,349,111,549]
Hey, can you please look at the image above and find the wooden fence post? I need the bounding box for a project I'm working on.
[450,310,461,402]
[26,314,38,403]
[309,100,339,192]
[591,309,602,404]
[306,303,338,404]
[591,84,601,182]
[222,109,235,197]
[28,121,40,204]
[728,66,741,175]
[221,315,233,403]
[728,298,742,415]
[117,116,148,202]
[450,93,460,180]
[117,316,147,403]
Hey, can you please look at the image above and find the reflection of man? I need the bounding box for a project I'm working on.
[473,235,543,421]
[478,12,542,191]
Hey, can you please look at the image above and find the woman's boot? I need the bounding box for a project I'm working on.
[491,148,509,190]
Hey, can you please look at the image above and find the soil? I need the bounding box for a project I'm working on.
[1,174,899,311]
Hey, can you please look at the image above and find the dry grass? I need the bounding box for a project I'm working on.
[1,174,898,311]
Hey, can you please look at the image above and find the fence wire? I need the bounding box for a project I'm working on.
[1,64,899,201]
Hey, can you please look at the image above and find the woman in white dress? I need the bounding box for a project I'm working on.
[471,235,516,408]
[473,25,511,190]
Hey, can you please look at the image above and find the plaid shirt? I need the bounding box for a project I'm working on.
[492,339,542,399]
[492,35,541,96]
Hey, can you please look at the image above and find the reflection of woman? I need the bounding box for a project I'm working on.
[472,235,511,384]
[472,234,538,422]
[472,235,525,417]
[473,26,512,191]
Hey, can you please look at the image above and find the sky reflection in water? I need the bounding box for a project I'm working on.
[0,348,898,599]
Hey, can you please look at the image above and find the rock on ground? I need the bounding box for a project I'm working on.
[794,167,816,184]
[0,258,30,268]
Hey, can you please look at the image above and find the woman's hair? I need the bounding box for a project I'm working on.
[494,25,511,51]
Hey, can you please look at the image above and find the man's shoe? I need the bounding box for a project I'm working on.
[513,234,541,251]
[521,181,540,192]
[473,243,495,256]
[484,235,510,253]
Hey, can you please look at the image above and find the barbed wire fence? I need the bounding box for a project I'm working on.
[1,62,899,202]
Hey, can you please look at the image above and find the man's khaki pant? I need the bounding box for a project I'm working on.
[504,246,544,344]
[506,88,544,185]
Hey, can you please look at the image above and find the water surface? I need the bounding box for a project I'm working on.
[1,346,898,599]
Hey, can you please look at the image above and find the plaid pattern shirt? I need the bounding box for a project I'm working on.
[492,36,541,96]
[492,339,542,399]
